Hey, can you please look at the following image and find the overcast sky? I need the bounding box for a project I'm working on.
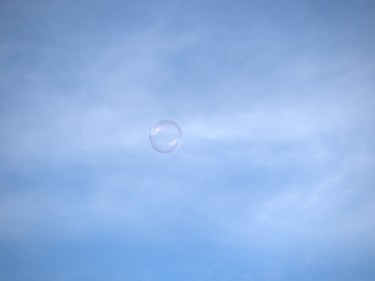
[1,0,375,280]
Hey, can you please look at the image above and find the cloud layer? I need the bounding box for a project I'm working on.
[1,0,375,280]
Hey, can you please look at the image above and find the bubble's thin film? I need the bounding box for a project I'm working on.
[150,120,182,153]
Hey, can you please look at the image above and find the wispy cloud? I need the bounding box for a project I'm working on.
[0,1,375,279]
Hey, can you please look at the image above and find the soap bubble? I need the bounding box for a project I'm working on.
[150,120,182,153]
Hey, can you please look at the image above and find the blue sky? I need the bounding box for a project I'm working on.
[0,0,375,280]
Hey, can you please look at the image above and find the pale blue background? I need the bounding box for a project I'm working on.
[0,0,375,280]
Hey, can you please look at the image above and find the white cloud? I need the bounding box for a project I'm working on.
[184,99,355,142]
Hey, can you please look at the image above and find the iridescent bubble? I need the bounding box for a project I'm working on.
[150,120,182,153]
